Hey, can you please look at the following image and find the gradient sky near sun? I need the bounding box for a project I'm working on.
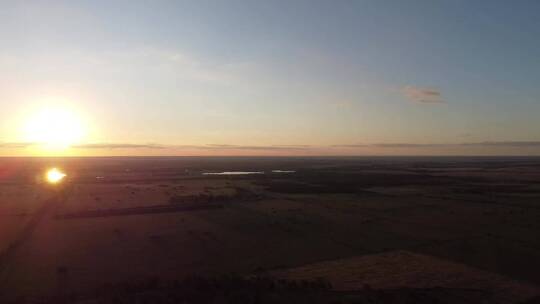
[1,0,540,156]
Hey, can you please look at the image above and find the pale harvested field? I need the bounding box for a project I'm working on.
[272,250,540,304]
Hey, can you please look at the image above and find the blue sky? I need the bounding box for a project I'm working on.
[1,0,539,155]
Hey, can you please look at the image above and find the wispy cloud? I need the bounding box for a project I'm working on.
[372,143,449,148]
[460,141,540,147]
[71,143,168,149]
[64,141,540,151]
[70,143,311,151]
[331,144,369,148]
[0,142,39,148]
[203,144,310,150]
[334,141,540,148]
[402,86,445,104]
[3,141,540,155]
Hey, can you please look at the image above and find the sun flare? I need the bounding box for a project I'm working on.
[24,107,85,149]
[46,168,66,184]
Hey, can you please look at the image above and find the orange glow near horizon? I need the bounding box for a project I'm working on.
[22,106,87,153]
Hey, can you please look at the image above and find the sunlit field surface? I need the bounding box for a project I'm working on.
[45,168,66,184]
[0,157,539,303]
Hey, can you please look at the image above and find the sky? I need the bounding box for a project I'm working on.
[1,0,540,156]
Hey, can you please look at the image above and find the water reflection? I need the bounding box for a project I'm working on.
[202,171,264,175]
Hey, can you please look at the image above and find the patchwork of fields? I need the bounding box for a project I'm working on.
[0,157,539,303]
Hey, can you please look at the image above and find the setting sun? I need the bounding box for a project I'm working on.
[45,168,67,184]
[24,107,86,149]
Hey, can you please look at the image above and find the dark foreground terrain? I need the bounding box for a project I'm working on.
[0,156,539,303]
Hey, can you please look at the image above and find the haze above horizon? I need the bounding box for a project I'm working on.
[1,0,539,156]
